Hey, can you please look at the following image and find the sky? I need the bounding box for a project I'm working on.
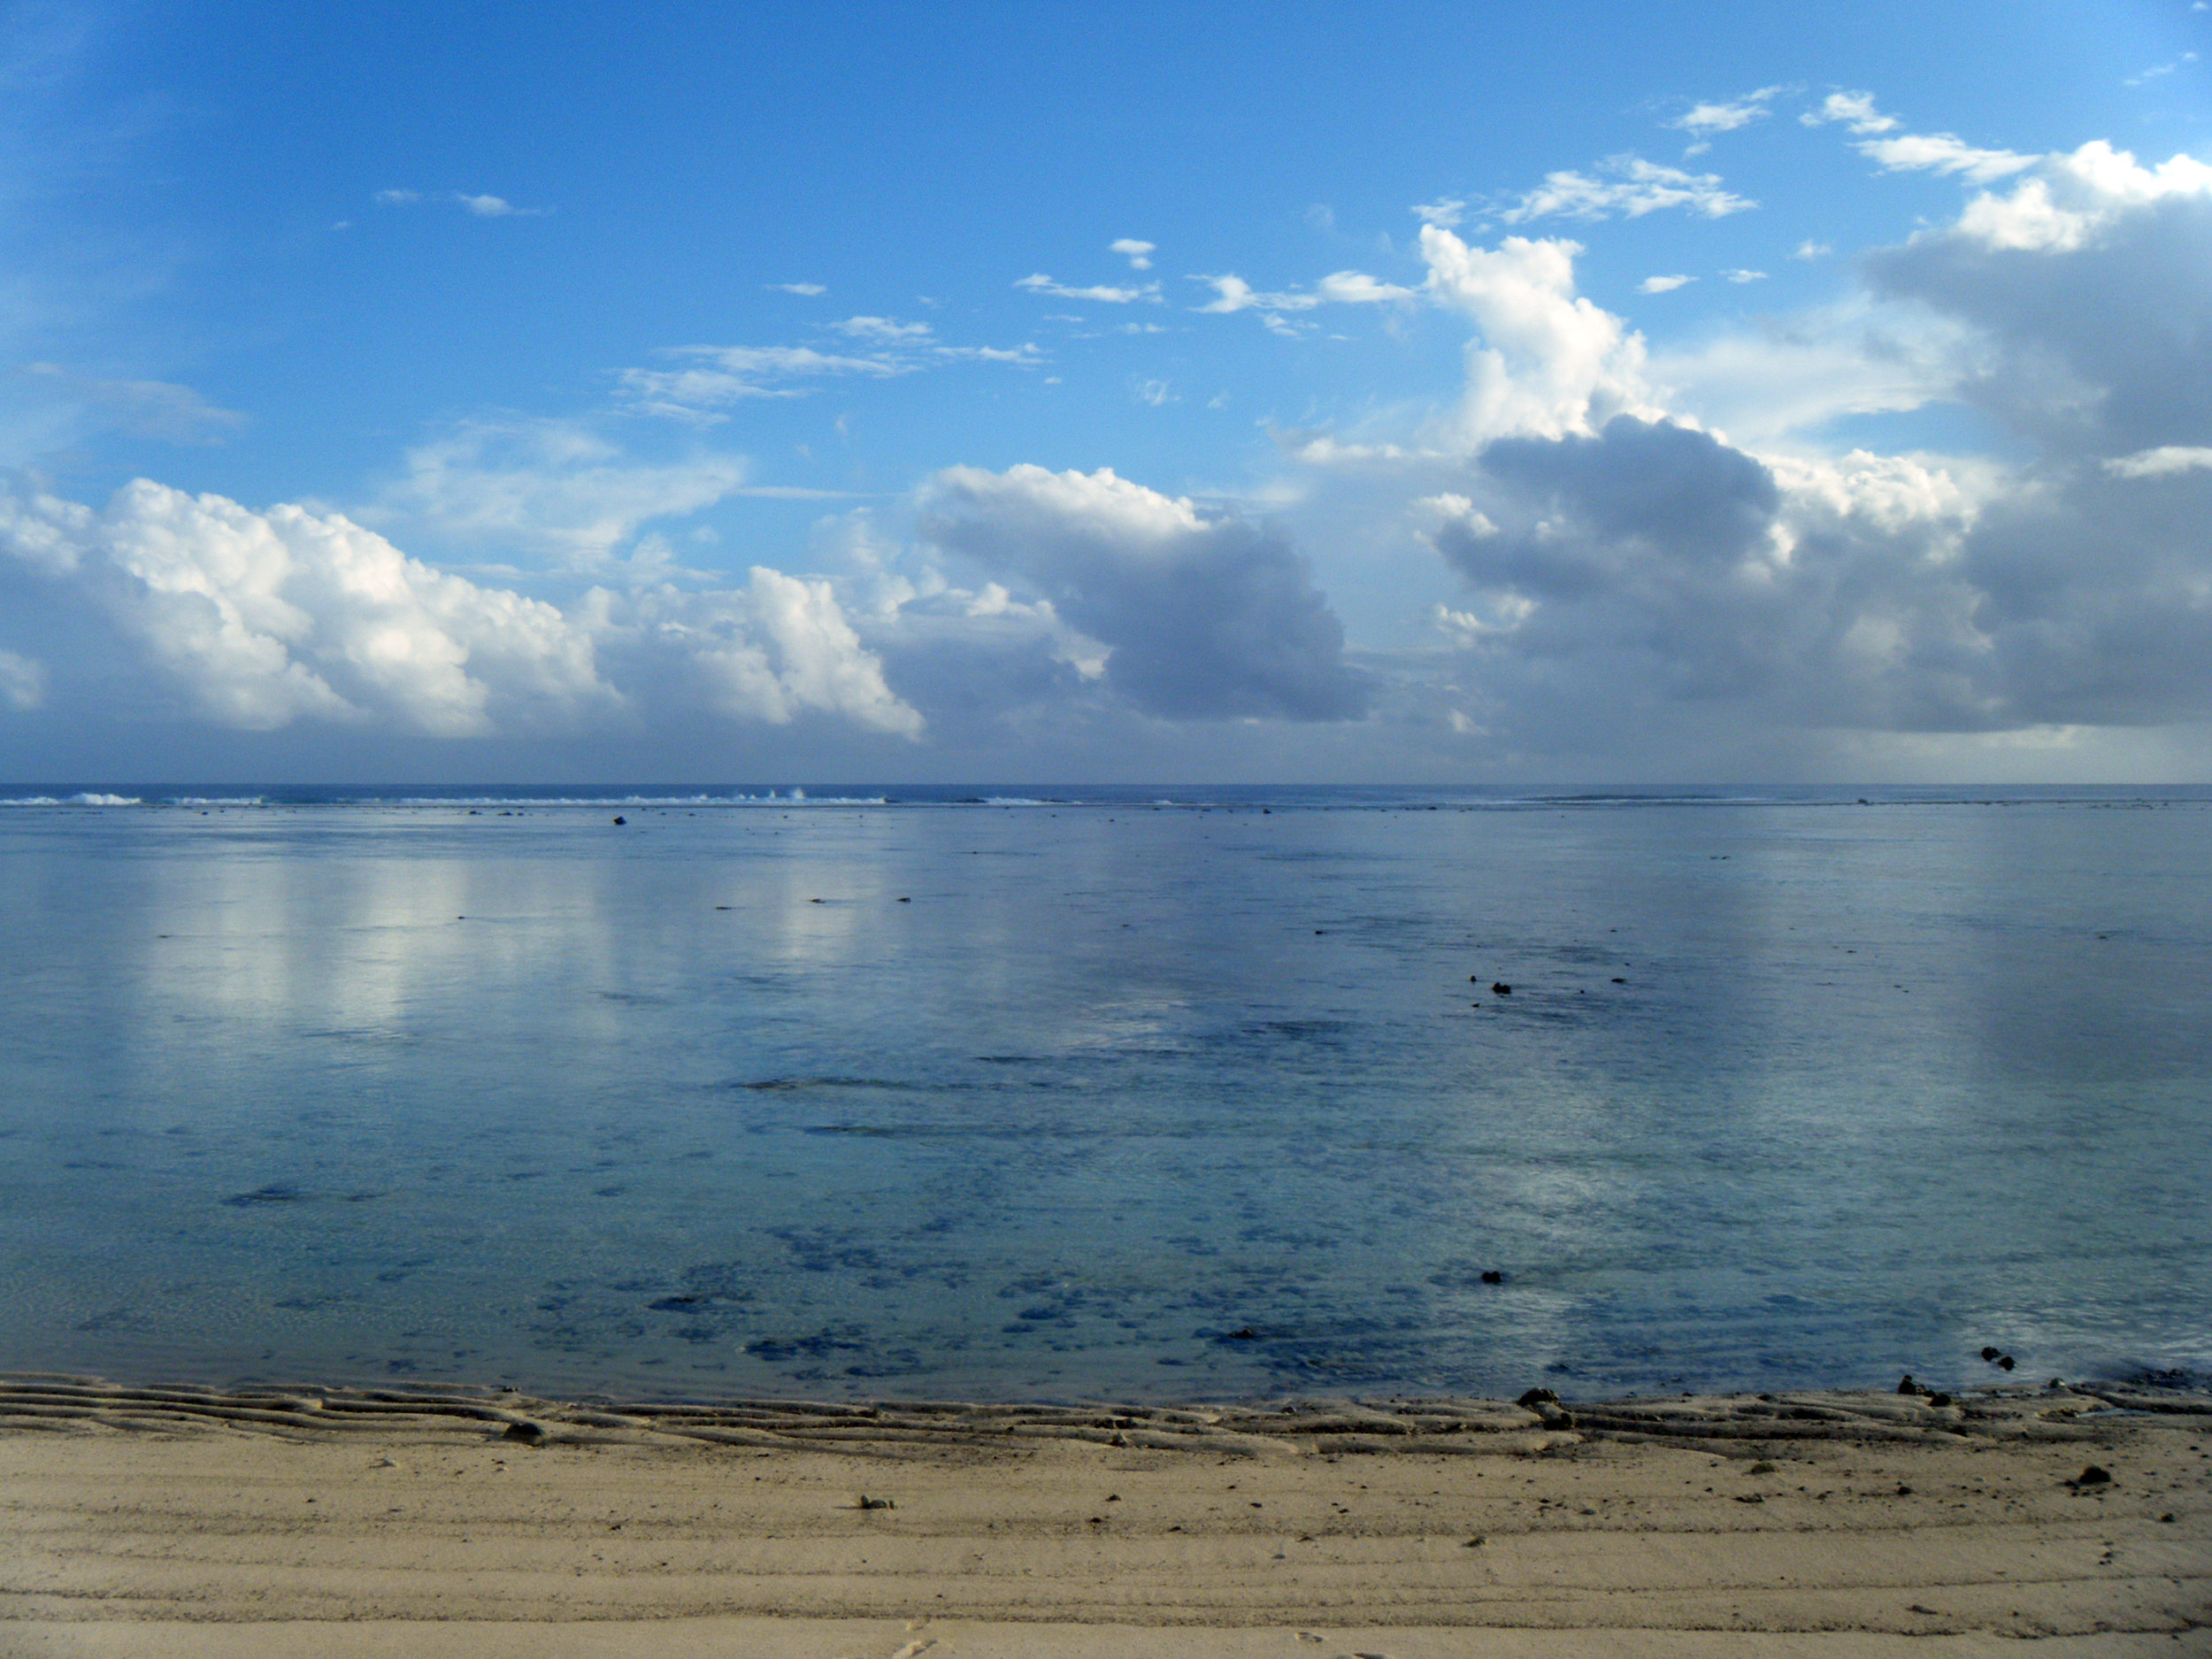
[2,0,2209,784]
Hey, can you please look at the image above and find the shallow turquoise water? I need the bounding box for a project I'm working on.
[1,787,2206,1402]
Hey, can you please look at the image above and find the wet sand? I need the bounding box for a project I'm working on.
[1,1377,2205,1657]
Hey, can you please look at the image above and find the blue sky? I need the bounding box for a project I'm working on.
[3,0,2209,781]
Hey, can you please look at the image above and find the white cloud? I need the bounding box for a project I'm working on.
[0,477,922,741]
[1315,271,1419,304]
[1194,270,1417,323]
[0,649,45,710]
[1,477,611,733]
[1801,91,1897,134]
[1016,273,1159,303]
[1670,86,1786,137]
[833,316,933,342]
[1638,274,1694,294]
[1792,240,1832,260]
[1417,227,1659,443]
[1856,132,2037,184]
[1724,268,1769,283]
[1396,133,2212,755]
[769,282,827,296]
[1413,198,1467,228]
[373,188,421,204]
[598,569,923,736]
[1134,379,1175,407]
[1110,238,1156,270]
[371,419,752,568]
[918,465,1368,721]
[1500,156,1755,223]
[1195,274,1318,315]
[2106,446,2212,479]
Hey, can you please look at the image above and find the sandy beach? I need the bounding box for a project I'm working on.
[0,1377,2205,1657]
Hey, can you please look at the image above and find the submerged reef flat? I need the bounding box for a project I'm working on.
[2,1375,2204,1655]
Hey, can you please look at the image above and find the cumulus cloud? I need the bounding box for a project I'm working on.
[1399,134,2212,752]
[1418,226,1659,442]
[918,465,1368,721]
[0,477,611,733]
[0,477,921,740]
[1801,91,1896,134]
[1499,156,1755,223]
[1864,142,2212,454]
[1110,239,1156,270]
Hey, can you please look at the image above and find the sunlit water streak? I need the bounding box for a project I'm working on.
[0,785,2206,1402]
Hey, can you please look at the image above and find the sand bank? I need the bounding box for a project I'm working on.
[1,1377,2205,1657]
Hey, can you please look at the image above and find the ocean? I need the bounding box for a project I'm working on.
[1,784,2206,1403]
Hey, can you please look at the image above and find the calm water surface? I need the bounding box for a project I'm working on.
[1,786,2206,1402]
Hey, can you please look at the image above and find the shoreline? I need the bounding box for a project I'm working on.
[4,1376,2205,1655]
[3,1371,2207,1455]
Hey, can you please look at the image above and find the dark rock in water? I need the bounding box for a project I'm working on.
[1999,1355,2016,1371]
[1928,1392,1952,1408]
[1611,977,1626,983]
[1981,1346,2001,1362]
[1896,1374,1923,1395]
[1223,1326,1259,1340]
[2071,1463,2112,1487]
[611,815,626,826]
[1491,982,1511,995]
[1480,1270,1505,1285]
[898,896,910,902]
[1517,1386,1560,1408]
[502,1421,546,1444]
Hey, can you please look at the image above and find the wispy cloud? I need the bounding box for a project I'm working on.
[769,282,826,296]
[833,316,933,342]
[2124,52,2197,87]
[1723,268,1769,284]
[1194,271,1417,325]
[622,327,1041,422]
[1412,198,1467,227]
[1856,132,2036,183]
[1499,156,1755,223]
[1668,85,1786,140]
[373,188,549,218]
[1638,274,1694,294]
[1015,273,1160,303]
